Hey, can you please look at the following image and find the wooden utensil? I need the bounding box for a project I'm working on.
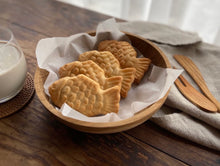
[174,55,220,112]
[174,73,217,112]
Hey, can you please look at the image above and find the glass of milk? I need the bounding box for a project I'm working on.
[0,27,27,103]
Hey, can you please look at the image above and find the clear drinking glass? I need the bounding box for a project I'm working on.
[0,27,27,103]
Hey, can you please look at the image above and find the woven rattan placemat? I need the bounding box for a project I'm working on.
[0,72,35,118]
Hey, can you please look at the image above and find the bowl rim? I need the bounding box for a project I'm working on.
[34,31,171,133]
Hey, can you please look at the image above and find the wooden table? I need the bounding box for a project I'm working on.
[0,0,219,165]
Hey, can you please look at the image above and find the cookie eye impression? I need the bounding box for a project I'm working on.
[73,67,79,74]
[62,86,71,93]
[79,67,86,74]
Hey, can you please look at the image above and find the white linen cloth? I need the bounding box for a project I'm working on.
[118,21,220,151]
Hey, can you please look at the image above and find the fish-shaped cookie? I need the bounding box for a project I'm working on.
[59,60,122,90]
[98,40,151,84]
[49,74,120,117]
[79,50,136,98]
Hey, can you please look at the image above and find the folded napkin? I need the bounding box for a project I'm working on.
[118,21,220,151]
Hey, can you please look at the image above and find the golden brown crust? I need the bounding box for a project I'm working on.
[79,50,135,98]
[98,40,137,58]
[49,75,120,117]
[98,40,151,83]
[119,68,136,98]
[59,60,122,90]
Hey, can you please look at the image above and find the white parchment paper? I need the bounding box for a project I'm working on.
[36,18,182,122]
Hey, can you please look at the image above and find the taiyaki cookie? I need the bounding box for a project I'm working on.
[49,74,120,117]
[98,40,151,84]
[79,50,136,98]
[59,60,122,90]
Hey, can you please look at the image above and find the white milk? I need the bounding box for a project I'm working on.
[0,42,27,103]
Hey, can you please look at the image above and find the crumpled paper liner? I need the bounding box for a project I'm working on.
[36,18,182,122]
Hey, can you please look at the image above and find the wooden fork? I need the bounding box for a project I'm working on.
[174,73,218,112]
[174,54,220,112]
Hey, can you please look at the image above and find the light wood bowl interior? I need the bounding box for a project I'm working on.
[34,32,171,134]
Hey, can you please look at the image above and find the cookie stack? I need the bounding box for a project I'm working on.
[49,40,151,117]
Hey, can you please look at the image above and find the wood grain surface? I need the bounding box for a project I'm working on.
[0,0,219,165]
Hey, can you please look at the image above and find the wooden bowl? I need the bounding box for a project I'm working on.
[34,32,171,134]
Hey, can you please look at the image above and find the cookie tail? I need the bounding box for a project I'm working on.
[104,76,123,89]
[134,58,151,84]
[119,68,136,98]
[103,86,120,114]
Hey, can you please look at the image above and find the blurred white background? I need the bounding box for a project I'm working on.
[57,0,220,46]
